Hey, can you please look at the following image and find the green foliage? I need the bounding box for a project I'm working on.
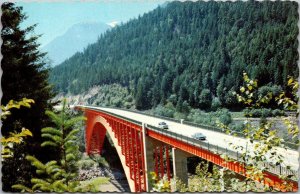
[152,161,263,192]
[78,159,95,170]
[153,103,175,118]
[211,97,222,111]
[218,109,232,126]
[199,89,212,110]
[185,162,224,192]
[1,98,34,160]
[1,2,55,191]
[78,177,110,192]
[78,154,109,170]
[57,84,135,109]
[218,73,299,191]
[243,108,285,118]
[50,1,298,111]
[150,172,171,192]
[148,104,233,128]
[229,122,245,133]
[13,99,86,192]
[187,108,233,127]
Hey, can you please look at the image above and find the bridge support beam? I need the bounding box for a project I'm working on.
[172,148,189,191]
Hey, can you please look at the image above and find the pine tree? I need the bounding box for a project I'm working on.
[12,99,85,192]
[1,2,55,190]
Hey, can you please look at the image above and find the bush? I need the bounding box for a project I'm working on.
[79,160,95,170]
[229,122,245,132]
[126,96,133,103]
[211,97,221,111]
[153,104,175,118]
[272,109,285,116]
[187,109,215,126]
[260,108,272,118]
[217,109,232,125]
[174,112,187,120]
[181,100,191,113]
[244,108,278,118]
[243,108,250,117]
[251,109,262,117]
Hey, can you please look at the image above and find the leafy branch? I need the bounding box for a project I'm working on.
[1,98,34,160]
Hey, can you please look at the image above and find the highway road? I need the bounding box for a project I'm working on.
[79,106,299,172]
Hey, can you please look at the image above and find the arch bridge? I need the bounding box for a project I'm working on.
[76,105,298,192]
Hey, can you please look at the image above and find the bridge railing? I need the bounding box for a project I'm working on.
[108,107,248,138]
[88,107,143,125]
[108,107,298,150]
[112,107,182,124]
[146,124,298,179]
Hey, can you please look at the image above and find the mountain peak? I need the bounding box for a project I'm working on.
[43,22,110,66]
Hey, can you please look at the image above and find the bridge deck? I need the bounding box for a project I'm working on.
[77,105,298,191]
[83,106,298,172]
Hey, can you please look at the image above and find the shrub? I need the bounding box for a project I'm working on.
[211,97,222,111]
[261,108,272,118]
[244,108,276,118]
[79,160,96,170]
[153,104,175,118]
[243,108,250,117]
[251,109,262,117]
[229,122,245,132]
[174,112,187,120]
[218,109,232,125]
[272,109,285,116]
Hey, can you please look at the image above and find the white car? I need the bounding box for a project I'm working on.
[158,122,168,129]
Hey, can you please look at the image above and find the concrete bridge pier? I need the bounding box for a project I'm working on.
[172,148,189,191]
[143,123,172,192]
[142,123,157,192]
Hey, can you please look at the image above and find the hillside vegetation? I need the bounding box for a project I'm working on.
[50,1,298,111]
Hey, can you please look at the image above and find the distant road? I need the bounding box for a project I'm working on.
[79,106,299,171]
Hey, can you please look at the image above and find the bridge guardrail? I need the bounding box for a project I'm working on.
[88,106,143,126]
[181,120,246,138]
[79,106,298,179]
[108,107,298,150]
[146,124,298,179]
[109,107,242,134]
[112,107,182,124]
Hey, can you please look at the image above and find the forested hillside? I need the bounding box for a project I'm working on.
[50,0,298,110]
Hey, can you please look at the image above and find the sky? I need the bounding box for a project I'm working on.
[17,0,167,47]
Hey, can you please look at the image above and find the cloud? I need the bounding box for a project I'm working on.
[107,21,119,28]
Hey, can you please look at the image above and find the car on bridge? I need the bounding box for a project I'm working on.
[192,132,206,140]
[158,121,169,129]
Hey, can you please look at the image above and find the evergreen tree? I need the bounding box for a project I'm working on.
[12,100,85,192]
[49,1,298,111]
[199,89,212,110]
[1,2,55,191]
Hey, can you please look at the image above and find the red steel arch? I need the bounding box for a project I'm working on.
[87,122,107,154]
[84,109,154,192]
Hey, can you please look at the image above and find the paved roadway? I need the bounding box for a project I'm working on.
[79,106,299,171]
